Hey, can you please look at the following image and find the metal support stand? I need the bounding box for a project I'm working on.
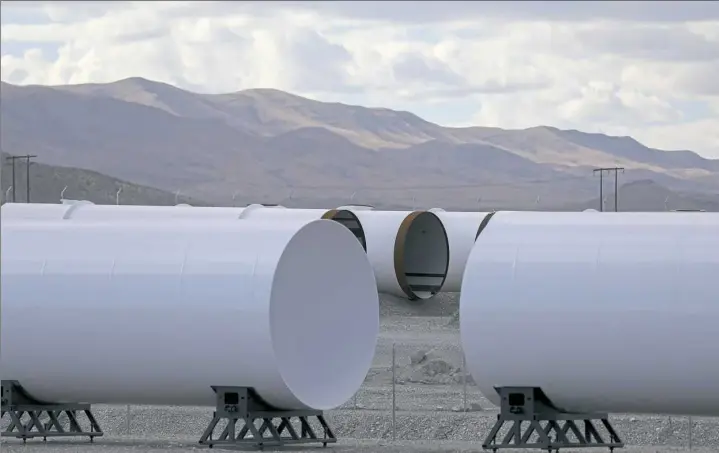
[198,385,337,450]
[1,380,103,442]
[482,387,624,452]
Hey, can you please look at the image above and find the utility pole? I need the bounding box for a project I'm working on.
[593,167,624,212]
[7,155,17,202]
[25,154,35,203]
[6,154,37,203]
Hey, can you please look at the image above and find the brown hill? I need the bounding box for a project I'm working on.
[1,77,717,210]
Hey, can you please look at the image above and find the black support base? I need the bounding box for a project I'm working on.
[198,386,337,450]
[482,387,624,452]
[1,380,103,443]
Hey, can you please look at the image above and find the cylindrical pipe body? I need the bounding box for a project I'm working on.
[3,203,448,300]
[237,203,286,219]
[239,207,366,250]
[428,209,491,292]
[2,203,365,251]
[337,205,375,211]
[346,209,450,300]
[460,211,719,416]
[1,219,379,411]
[1,202,259,221]
[3,201,96,220]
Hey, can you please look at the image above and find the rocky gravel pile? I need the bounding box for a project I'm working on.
[395,349,473,386]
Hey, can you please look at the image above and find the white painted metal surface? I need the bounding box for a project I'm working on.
[239,207,366,249]
[428,209,491,292]
[347,209,449,300]
[238,207,333,222]
[3,201,96,219]
[1,202,264,221]
[237,203,287,219]
[1,219,379,411]
[4,203,449,299]
[2,203,365,250]
[2,202,244,220]
[460,211,719,416]
[337,205,375,211]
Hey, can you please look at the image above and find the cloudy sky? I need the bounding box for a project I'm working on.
[2,1,718,158]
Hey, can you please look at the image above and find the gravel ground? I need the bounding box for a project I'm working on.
[3,294,717,452]
[3,438,719,453]
[379,293,459,318]
[5,438,719,453]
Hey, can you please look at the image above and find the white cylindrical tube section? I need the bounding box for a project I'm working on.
[428,209,493,292]
[1,203,365,250]
[1,219,379,411]
[239,207,366,251]
[347,209,450,300]
[337,205,375,211]
[460,211,719,416]
[3,201,96,220]
[2,202,248,221]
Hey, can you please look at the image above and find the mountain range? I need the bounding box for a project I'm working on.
[1,77,717,210]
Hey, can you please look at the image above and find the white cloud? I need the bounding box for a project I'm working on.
[633,119,719,155]
[1,1,718,158]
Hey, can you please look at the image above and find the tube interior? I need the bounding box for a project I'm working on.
[396,211,450,300]
[323,209,367,251]
[269,220,379,410]
[475,211,498,240]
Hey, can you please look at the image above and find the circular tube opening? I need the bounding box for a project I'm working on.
[238,204,286,219]
[269,220,379,410]
[475,211,498,240]
[394,211,450,300]
[62,200,95,219]
[322,209,367,251]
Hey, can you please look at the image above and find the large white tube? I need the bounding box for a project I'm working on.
[1,202,252,221]
[346,209,450,300]
[3,203,447,299]
[1,203,365,250]
[428,209,493,292]
[460,211,719,416]
[238,207,366,251]
[337,205,375,211]
[1,219,379,411]
[3,200,97,219]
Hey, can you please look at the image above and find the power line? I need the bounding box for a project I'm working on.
[593,167,624,212]
[5,155,37,203]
